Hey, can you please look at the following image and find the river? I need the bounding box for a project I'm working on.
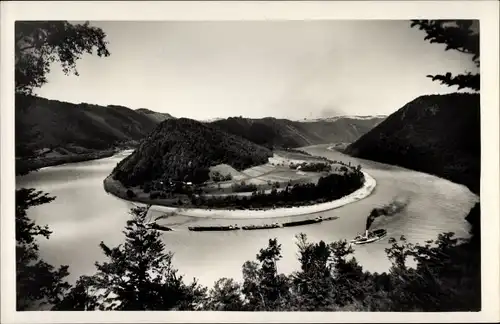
[15,144,479,289]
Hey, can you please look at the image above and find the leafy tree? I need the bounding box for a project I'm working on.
[15,21,111,310]
[383,232,481,311]
[207,278,244,311]
[58,206,207,310]
[15,189,70,310]
[241,239,291,310]
[52,276,100,311]
[290,234,336,310]
[410,20,479,91]
[15,21,110,95]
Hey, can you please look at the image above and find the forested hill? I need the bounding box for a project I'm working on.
[345,93,480,194]
[112,118,273,187]
[209,116,385,149]
[135,108,175,123]
[16,94,383,157]
[15,95,174,156]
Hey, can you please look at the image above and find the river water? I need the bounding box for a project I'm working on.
[16,144,479,288]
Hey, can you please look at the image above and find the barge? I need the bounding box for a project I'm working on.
[188,225,240,232]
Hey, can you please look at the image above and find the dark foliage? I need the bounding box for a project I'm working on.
[291,162,332,172]
[231,181,259,193]
[346,93,480,194]
[241,239,291,310]
[15,95,163,158]
[126,189,136,199]
[16,148,116,176]
[57,206,207,310]
[51,202,480,312]
[112,118,273,187]
[465,202,481,247]
[190,169,364,210]
[382,232,480,311]
[16,189,71,310]
[211,171,232,182]
[15,21,111,311]
[16,21,110,95]
[206,278,245,311]
[410,20,479,91]
[17,20,481,313]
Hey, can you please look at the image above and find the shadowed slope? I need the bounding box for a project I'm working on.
[345,93,480,194]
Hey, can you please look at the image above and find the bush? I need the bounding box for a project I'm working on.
[196,169,364,210]
[149,191,166,200]
[232,181,258,193]
[126,189,136,199]
[211,171,233,182]
[297,162,332,172]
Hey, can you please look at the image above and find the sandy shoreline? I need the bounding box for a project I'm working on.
[105,171,376,220]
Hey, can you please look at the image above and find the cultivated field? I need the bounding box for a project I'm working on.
[104,150,360,207]
[203,152,330,194]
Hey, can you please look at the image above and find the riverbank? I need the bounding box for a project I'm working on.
[103,171,376,219]
[327,142,350,153]
[19,141,479,292]
[16,149,118,175]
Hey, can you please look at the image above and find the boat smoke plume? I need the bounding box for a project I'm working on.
[365,196,410,231]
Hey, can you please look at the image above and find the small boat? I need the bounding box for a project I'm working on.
[350,234,365,243]
[353,236,381,245]
[351,229,387,245]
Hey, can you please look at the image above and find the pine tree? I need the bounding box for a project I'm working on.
[15,21,111,310]
[15,189,70,310]
[410,20,479,91]
[241,238,290,310]
[207,278,244,311]
[60,206,207,310]
[290,234,335,310]
[383,232,481,311]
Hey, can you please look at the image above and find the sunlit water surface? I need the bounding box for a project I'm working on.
[16,145,478,288]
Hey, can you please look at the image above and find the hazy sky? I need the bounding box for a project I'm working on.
[35,20,478,120]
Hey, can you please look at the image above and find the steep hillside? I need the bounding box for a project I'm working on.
[345,93,480,194]
[136,108,175,123]
[15,95,167,156]
[210,116,385,149]
[112,118,273,187]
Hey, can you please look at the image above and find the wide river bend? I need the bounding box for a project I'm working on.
[16,144,478,288]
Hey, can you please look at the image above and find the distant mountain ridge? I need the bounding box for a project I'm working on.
[15,95,174,156]
[16,95,384,157]
[135,108,175,123]
[209,116,385,149]
[345,93,480,194]
[300,115,387,122]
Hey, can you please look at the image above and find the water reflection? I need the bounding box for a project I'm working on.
[16,145,478,288]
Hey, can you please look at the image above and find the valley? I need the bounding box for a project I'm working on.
[11,18,487,314]
[16,144,478,291]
